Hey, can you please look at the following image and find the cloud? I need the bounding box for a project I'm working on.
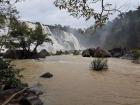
[16,0,140,28]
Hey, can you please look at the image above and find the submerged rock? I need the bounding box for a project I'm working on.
[40,72,53,78]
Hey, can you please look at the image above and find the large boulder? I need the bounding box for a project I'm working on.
[82,49,91,57]
[109,48,127,57]
[88,48,96,57]
[82,47,111,57]
[94,47,111,57]
[40,72,53,78]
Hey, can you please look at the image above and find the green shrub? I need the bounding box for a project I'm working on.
[0,58,23,88]
[90,58,108,71]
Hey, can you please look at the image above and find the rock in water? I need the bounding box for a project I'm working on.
[29,83,43,96]
[82,47,111,57]
[94,47,111,57]
[19,96,43,105]
[82,49,91,57]
[40,72,53,78]
[109,48,126,57]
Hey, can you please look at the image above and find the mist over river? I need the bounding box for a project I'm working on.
[14,55,140,105]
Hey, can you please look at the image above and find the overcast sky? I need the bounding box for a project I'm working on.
[16,0,140,28]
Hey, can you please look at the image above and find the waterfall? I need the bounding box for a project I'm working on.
[0,21,81,53]
[25,22,81,53]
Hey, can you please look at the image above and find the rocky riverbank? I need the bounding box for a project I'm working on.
[0,83,43,105]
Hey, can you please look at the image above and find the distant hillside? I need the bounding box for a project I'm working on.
[89,6,140,49]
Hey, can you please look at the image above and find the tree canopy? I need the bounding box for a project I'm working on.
[54,0,120,28]
[5,18,52,53]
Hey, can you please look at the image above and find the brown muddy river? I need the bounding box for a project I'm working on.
[14,55,140,105]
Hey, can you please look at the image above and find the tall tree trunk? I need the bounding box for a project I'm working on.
[33,44,38,54]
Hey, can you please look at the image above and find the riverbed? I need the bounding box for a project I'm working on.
[14,55,140,105]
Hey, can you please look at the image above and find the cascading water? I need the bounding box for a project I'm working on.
[0,21,81,53]
[27,22,81,52]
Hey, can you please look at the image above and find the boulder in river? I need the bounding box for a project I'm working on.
[109,48,127,57]
[94,47,111,57]
[82,49,91,57]
[40,72,53,78]
[82,47,111,57]
[88,48,96,57]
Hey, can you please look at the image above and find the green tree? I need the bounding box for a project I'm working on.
[4,19,52,57]
[6,17,31,51]
[31,22,52,53]
[54,0,120,28]
[0,0,22,52]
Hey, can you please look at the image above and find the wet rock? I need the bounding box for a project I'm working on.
[94,47,111,57]
[109,48,127,57]
[19,96,43,105]
[40,72,53,78]
[0,89,20,101]
[29,83,43,96]
[0,84,43,105]
[88,48,96,57]
[82,47,111,57]
[82,49,91,57]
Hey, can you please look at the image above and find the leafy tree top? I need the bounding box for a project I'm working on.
[54,0,121,28]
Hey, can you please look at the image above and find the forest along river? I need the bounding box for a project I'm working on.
[14,55,140,105]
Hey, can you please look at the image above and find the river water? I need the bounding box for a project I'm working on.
[14,55,140,105]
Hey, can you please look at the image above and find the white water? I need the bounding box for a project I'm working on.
[27,22,81,53]
[0,21,81,53]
